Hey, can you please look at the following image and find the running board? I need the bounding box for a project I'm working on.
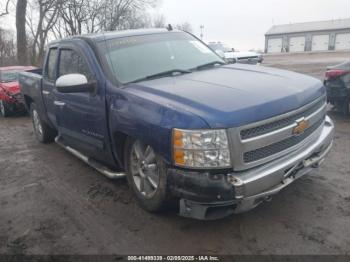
[55,136,126,179]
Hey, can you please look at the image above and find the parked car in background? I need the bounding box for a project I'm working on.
[0,66,37,117]
[324,61,350,115]
[20,29,333,220]
[208,42,263,64]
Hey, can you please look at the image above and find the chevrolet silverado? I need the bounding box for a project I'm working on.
[19,29,334,220]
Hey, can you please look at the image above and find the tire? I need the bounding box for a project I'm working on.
[124,137,170,212]
[30,103,56,143]
[0,100,11,117]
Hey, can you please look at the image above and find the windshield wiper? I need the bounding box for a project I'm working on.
[129,69,192,83]
[194,61,226,71]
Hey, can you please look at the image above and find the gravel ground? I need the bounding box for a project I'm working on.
[0,52,350,255]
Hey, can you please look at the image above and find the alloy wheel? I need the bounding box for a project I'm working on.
[33,110,43,136]
[130,140,160,198]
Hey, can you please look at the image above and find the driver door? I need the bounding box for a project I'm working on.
[54,45,110,163]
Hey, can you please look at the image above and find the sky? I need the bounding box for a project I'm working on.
[156,0,350,51]
[1,0,350,51]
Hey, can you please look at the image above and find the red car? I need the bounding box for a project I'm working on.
[0,66,37,117]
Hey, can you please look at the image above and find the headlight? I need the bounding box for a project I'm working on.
[173,129,231,168]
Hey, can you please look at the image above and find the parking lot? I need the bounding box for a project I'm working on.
[0,52,350,255]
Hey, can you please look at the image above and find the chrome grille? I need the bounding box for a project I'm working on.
[243,117,325,163]
[240,97,326,139]
[228,95,327,171]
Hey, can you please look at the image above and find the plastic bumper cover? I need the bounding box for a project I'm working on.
[168,116,334,220]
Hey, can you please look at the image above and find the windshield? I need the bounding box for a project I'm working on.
[208,43,232,53]
[0,71,19,83]
[100,32,223,84]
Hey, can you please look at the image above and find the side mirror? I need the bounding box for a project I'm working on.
[215,49,226,59]
[56,74,95,93]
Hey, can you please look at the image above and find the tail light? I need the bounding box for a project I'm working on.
[325,69,350,80]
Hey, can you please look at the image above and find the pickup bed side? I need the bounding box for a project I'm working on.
[20,71,53,127]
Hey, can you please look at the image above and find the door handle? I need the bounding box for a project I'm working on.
[42,90,50,95]
[54,101,66,107]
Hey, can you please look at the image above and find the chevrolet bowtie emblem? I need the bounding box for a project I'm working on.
[293,119,309,135]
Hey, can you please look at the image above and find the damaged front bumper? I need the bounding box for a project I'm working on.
[168,116,334,220]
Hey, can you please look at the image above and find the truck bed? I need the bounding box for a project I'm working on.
[19,70,44,111]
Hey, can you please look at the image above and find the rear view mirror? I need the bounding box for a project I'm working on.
[56,74,95,93]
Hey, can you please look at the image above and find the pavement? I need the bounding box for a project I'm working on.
[0,52,350,255]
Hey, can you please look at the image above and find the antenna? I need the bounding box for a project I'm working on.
[166,24,173,31]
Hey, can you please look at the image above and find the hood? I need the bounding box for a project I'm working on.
[0,81,20,95]
[126,64,325,128]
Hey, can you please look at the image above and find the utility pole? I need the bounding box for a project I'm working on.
[200,25,204,40]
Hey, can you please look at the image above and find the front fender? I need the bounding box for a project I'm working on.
[107,85,210,166]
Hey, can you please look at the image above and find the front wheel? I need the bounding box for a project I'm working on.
[0,100,11,117]
[125,138,170,212]
[30,103,56,143]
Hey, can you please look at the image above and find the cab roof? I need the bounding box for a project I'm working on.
[0,66,37,71]
[50,28,183,45]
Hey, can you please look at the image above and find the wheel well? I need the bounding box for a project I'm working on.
[113,131,129,169]
[24,95,33,111]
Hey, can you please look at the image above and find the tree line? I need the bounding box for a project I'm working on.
[0,0,193,66]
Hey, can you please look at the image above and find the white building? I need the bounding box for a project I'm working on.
[265,18,350,53]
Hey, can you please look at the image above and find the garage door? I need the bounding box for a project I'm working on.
[335,33,350,50]
[289,37,305,52]
[267,38,282,53]
[312,35,329,51]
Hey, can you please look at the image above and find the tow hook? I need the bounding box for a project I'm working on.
[265,196,272,202]
[227,175,244,199]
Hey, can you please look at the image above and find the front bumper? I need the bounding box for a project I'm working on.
[168,116,334,220]
[0,92,25,109]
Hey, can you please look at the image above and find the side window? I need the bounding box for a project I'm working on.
[45,48,58,81]
[59,49,94,81]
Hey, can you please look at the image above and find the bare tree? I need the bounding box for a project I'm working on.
[0,28,16,66]
[99,0,156,31]
[152,14,166,28]
[26,0,61,64]
[0,0,11,17]
[16,0,28,64]
[54,0,105,36]
[175,22,193,33]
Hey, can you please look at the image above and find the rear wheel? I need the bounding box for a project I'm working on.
[30,103,56,143]
[0,100,11,117]
[125,138,170,212]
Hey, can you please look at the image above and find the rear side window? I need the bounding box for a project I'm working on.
[58,49,93,81]
[45,48,57,81]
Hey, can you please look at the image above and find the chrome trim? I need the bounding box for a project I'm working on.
[240,95,326,134]
[54,101,66,107]
[228,95,327,171]
[55,136,126,179]
[231,116,334,199]
[241,103,326,151]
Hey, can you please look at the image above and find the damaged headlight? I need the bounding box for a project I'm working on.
[172,129,231,168]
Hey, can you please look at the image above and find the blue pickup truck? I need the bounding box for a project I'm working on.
[19,29,334,220]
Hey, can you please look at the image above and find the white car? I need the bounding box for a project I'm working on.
[208,42,263,64]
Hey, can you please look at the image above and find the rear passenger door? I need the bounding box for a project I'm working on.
[54,44,110,163]
[42,48,58,126]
